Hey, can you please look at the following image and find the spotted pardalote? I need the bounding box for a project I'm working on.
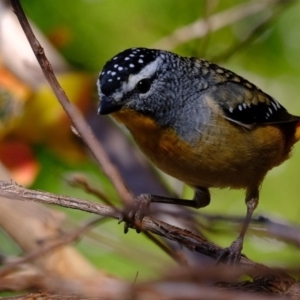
[97,47,300,262]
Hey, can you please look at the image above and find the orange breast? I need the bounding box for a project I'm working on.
[112,108,198,181]
[113,109,186,160]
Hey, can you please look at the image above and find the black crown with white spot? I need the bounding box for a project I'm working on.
[99,48,158,96]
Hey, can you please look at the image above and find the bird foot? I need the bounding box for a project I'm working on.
[217,237,244,265]
[119,194,151,234]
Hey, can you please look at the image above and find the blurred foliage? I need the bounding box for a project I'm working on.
[1,0,300,281]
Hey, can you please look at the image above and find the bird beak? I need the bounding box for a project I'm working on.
[98,95,123,115]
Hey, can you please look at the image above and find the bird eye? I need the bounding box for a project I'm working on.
[136,78,152,94]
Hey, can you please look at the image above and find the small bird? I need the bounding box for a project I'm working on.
[97,47,300,263]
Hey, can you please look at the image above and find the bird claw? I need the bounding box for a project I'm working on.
[119,194,152,234]
[216,237,244,265]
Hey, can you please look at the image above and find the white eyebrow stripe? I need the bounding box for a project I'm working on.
[125,58,160,92]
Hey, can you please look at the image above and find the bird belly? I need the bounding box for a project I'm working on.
[112,109,290,190]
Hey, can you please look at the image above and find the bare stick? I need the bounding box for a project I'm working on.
[65,174,115,207]
[10,0,133,206]
[0,180,119,219]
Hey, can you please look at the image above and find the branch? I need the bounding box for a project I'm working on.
[10,0,133,206]
[0,180,288,279]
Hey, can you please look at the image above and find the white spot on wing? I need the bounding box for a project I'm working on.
[271,102,278,110]
[272,97,281,109]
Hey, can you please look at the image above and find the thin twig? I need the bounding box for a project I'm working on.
[10,0,133,206]
[65,174,114,206]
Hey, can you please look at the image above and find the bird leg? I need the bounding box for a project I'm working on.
[149,187,210,208]
[122,187,210,233]
[217,187,259,264]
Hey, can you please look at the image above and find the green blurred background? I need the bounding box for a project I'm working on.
[1,0,300,281]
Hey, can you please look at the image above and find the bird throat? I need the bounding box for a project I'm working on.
[111,108,190,167]
[112,108,168,144]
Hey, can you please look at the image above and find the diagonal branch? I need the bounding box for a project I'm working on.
[10,0,133,206]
